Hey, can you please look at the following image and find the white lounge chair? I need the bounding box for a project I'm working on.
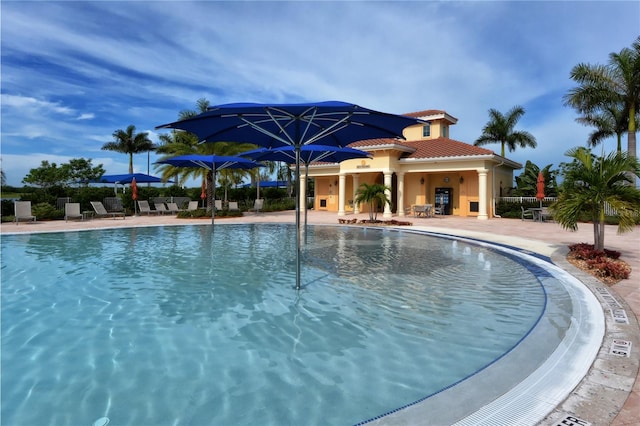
[214,199,223,211]
[137,200,160,215]
[64,202,83,222]
[166,202,182,213]
[14,201,36,225]
[154,202,170,215]
[90,201,125,219]
[228,201,239,211]
[253,198,264,213]
[187,201,199,211]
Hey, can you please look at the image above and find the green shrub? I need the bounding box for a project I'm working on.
[32,203,63,220]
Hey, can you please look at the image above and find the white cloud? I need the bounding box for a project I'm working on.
[1,0,638,188]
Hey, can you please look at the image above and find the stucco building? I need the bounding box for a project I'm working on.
[300,109,522,220]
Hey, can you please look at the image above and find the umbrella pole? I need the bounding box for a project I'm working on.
[295,145,301,290]
[304,162,309,244]
[211,164,216,226]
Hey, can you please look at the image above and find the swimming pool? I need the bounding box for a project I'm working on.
[1,224,596,425]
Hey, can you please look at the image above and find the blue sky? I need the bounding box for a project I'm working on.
[1,1,638,187]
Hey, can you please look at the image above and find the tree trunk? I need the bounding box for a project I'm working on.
[593,207,606,251]
[207,171,213,212]
[629,106,637,185]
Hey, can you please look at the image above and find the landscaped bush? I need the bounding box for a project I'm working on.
[568,243,630,280]
[32,203,64,220]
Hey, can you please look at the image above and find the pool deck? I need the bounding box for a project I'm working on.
[2,211,638,426]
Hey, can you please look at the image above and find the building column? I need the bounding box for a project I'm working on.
[397,172,406,216]
[477,169,489,220]
[299,174,306,213]
[338,174,347,216]
[352,174,360,214]
[383,171,393,218]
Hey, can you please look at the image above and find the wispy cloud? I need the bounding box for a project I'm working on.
[1,1,638,186]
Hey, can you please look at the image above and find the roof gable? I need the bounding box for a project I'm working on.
[349,137,494,159]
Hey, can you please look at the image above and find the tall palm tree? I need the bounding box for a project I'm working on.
[575,105,633,153]
[354,183,391,222]
[102,125,155,174]
[564,37,640,160]
[551,147,640,251]
[474,106,537,157]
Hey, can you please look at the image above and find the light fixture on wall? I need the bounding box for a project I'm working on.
[334,179,338,186]
[420,177,424,185]
[459,176,464,184]
[444,176,449,183]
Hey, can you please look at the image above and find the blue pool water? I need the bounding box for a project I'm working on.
[1,224,548,425]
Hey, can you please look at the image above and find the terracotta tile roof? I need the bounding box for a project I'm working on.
[348,137,495,159]
[402,138,494,159]
[402,109,458,123]
[348,138,409,149]
[402,109,446,118]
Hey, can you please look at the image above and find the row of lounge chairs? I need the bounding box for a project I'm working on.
[13,198,263,225]
[137,200,243,215]
[138,200,199,215]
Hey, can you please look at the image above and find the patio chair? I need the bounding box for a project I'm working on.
[228,201,240,211]
[540,207,554,222]
[214,199,223,211]
[137,200,160,215]
[90,201,125,219]
[14,201,36,225]
[64,202,83,222]
[187,201,199,211]
[154,202,170,215]
[253,198,264,213]
[521,206,534,221]
[166,202,183,214]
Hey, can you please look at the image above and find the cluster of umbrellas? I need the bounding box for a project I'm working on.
[153,101,422,289]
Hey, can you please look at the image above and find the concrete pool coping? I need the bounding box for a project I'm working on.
[2,211,638,425]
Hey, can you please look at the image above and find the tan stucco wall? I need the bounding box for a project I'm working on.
[402,122,447,140]
[307,119,519,217]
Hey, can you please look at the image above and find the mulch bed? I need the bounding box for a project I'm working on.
[566,250,631,286]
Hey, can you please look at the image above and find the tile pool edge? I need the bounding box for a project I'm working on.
[361,229,605,426]
[541,247,640,426]
[372,226,638,426]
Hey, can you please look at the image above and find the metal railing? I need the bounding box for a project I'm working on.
[497,197,619,216]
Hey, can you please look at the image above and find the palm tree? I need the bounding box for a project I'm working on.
[564,37,640,160]
[354,183,391,222]
[155,98,256,210]
[102,125,155,174]
[474,106,537,157]
[575,105,633,153]
[551,147,640,251]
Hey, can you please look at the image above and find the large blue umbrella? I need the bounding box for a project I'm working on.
[241,145,371,231]
[155,154,260,225]
[96,173,167,184]
[156,101,422,290]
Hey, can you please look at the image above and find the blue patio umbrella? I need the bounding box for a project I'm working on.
[96,173,167,184]
[241,145,371,231]
[155,154,260,225]
[156,101,422,290]
[94,173,171,197]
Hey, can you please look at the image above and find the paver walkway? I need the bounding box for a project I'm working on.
[2,211,638,425]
